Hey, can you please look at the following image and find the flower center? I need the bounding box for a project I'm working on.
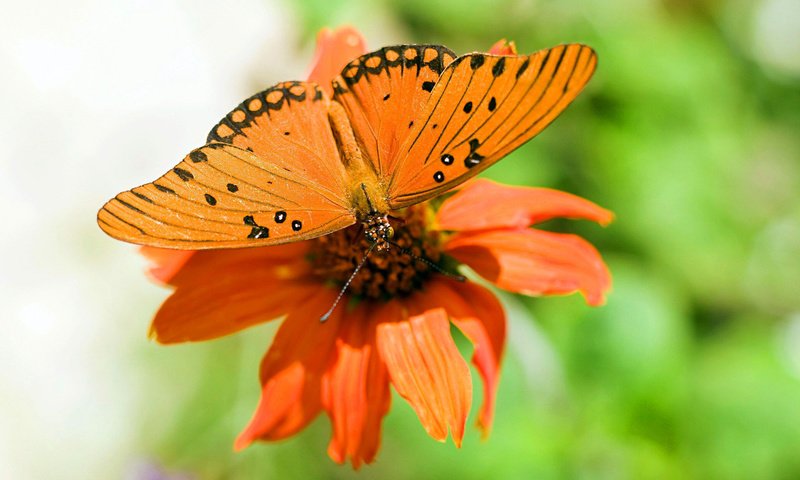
[309,204,443,299]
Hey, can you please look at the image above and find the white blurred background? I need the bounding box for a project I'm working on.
[0,1,302,477]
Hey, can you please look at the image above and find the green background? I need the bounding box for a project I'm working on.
[146,1,800,479]
[127,1,800,478]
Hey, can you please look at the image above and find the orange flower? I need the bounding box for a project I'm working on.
[140,27,613,468]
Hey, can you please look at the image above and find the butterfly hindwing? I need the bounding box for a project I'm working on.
[332,45,457,180]
[387,44,597,208]
[98,143,356,249]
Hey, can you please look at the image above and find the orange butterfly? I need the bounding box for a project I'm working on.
[98,43,596,251]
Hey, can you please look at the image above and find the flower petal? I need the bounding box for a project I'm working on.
[149,243,314,343]
[487,39,517,55]
[322,303,391,468]
[139,247,194,284]
[445,229,612,306]
[414,279,505,438]
[158,242,310,287]
[306,26,367,97]
[152,281,317,344]
[235,288,343,449]
[436,178,614,231]
[376,304,472,447]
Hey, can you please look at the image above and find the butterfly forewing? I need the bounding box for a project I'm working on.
[387,44,597,208]
[332,45,456,179]
[98,143,355,249]
[207,81,349,200]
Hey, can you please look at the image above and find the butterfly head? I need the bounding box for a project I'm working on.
[364,213,394,251]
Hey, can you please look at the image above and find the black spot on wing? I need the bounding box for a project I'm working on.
[465,152,484,169]
[465,139,483,169]
[492,57,506,77]
[154,183,176,195]
[553,47,567,72]
[464,152,484,168]
[117,198,144,214]
[206,82,314,144]
[132,191,153,203]
[339,45,456,87]
[248,226,270,239]
[332,80,347,95]
[189,150,208,163]
[284,81,307,102]
[173,167,193,181]
[516,58,530,79]
[242,214,269,239]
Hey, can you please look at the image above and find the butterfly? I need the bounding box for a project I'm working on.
[98,43,597,250]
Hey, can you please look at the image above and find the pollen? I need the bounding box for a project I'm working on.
[309,204,442,299]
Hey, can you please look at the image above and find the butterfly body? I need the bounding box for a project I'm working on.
[98,44,597,250]
[327,99,391,221]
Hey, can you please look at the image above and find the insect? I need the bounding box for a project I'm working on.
[98,43,596,252]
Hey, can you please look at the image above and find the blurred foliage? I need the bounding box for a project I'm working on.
[141,0,800,478]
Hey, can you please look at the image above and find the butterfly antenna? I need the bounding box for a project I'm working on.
[388,240,466,282]
[320,242,377,322]
[360,183,376,214]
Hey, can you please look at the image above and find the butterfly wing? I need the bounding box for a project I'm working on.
[208,81,350,198]
[332,45,457,179]
[98,82,356,249]
[387,44,597,208]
